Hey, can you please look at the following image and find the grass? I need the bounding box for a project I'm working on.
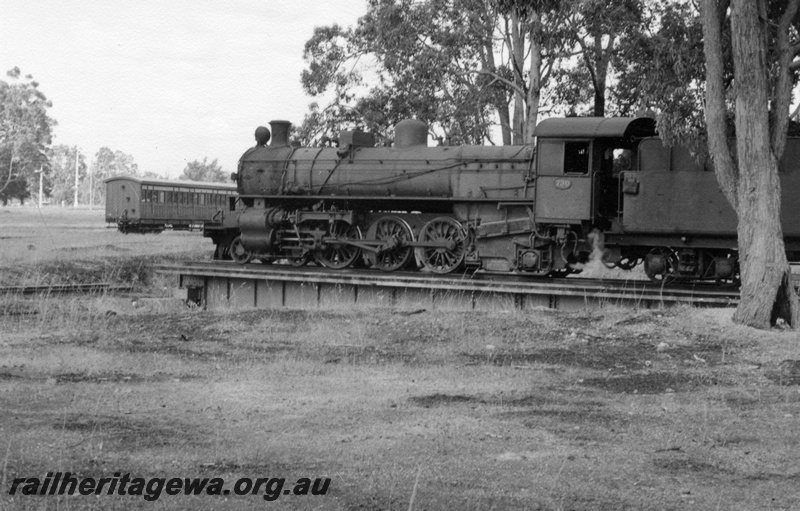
[1,207,800,510]
[0,207,211,287]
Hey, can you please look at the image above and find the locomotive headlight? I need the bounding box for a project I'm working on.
[519,250,540,270]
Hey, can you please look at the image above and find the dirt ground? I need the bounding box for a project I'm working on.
[2,207,800,510]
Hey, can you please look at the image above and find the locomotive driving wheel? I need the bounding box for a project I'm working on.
[314,221,363,269]
[366,216,415,272]
[230,236,252,265]
[644,246,678,283]
[416,217,468,274]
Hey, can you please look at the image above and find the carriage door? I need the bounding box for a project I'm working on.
[534,139,593,222]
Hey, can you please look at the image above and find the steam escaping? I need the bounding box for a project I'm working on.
[570,229,621,279]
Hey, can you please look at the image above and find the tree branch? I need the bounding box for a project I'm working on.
[701,0,739,208]
[452,68,524,96]
[771,0,800,158]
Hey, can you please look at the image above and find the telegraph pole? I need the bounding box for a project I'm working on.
[88,163,93,210]
[38,164,43,208]
[73,147,79,208]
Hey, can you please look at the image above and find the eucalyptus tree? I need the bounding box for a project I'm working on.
[89,147,139,205]
[46,145,86,206]
[606,0,800,329]
[180,157,226,183]
[300,0,571,146]
[701,0,800,329]
[612,0,707,149]
[0,67,55,201]
[546,0,646,117]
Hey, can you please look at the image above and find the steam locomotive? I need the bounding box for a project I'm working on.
[218,117,800,283]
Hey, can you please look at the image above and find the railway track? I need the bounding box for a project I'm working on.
[157,261,741,311]
[0,283,136,296]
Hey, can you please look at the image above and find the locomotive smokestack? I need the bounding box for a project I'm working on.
[269,120,292,147]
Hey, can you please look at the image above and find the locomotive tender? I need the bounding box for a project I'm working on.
[224,117,800,283]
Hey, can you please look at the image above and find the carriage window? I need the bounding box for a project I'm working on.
[564,141,590,174]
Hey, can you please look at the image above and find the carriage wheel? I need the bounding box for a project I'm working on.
[313,221,362,269]
[366,216,415,272]
[230,236,252,265]
[644,247,677,283]
[416,217,467,274]
[711,251,741,287]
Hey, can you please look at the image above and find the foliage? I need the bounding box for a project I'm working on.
[0,67,56,201]
[0,177,30,206]
[86,147,140,206]
[179,157,226,183]
[299,0,571,146]
[612,1,708,152]
[46,145,87,206]
[299,2,493,145]
[546,0,646,117]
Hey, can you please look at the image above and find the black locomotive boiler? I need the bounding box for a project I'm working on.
[223,117,800,283]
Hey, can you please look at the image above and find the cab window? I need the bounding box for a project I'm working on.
[564,141,590,174]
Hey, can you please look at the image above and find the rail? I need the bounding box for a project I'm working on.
[0,283,136,295]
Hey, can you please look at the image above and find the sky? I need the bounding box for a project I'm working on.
[0,1,367,178]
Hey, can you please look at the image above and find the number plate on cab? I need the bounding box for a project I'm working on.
[554,178,572,190]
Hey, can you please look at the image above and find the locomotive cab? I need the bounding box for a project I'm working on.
[532,117,657,226]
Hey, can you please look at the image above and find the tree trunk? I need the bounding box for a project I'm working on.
[510,12,526,145]
[733,163,798,328]
[593,82,606,117]
[728,0,800,328]
[481,20,512,145]
[497,104,512,145]
[524,10,542,145]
